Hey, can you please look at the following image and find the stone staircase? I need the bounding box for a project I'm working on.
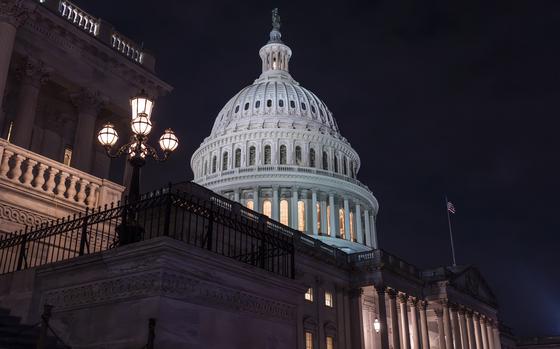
[0,307,67,349]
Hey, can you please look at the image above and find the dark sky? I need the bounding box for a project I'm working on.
[83,0,559,336]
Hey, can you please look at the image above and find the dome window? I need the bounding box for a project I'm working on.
[264,145,272,165]
[255,100,260,108]
[343,157,348,175]
[295,146,302,165]
[311,105,316,114]
[290,100,295,108]
[235,149,241,168]
[309,149,316,168]
[334,155,339,173]
[279,99,284,107]
[244,102,249,111]
[212,156,217,173]
[267,99,272,107]
[249,146,256,166]
[322,151,328,170]
[235,105,239,113]
[222,152,229,171]
[279,145,287,165]
[301,103,307,110]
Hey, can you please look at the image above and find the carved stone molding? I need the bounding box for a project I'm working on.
[0,0,34,28]
[70,88,105,115]
[43,271,296,322]
[16,58,49,87]
[0,202,50,227]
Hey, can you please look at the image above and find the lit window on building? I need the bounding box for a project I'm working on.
[339,208,345,238]
[305,332,313,349]
[6,121,14,143]
[63,147,72,166]
[263,200,272,218]
[349,212,355,241]
[222,152,228,171]
[246,200,254,210]
[325,291,334,307]
[280,199,289,225]
[326,336,334,349]
[264,145,271,164]
[298,200,305,231]
[235,148,241,168]
[305,287,313,302]
[249,146,256,166]
[316,202,321,233]
[279,144,287,164]
[326,205,331,236]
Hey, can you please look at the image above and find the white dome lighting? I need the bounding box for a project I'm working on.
[191,9,379,253]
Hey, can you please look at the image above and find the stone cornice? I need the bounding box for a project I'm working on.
[0,0,35,28]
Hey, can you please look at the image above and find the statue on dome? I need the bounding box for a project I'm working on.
[272,8,281,30]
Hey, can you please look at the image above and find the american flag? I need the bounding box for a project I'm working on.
[447,201,456,214]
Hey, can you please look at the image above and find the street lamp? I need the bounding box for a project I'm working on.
[97,91,178,203]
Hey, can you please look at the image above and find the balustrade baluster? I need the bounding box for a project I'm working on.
[76,178,89,204]
[86,182,99,208]
[45,167,57,194]
[0,149,13,178]
[56,171,70,198]
[9,155,25,182]
[66,175,79,201]
[32,163,48,190]
[22,159,37,186]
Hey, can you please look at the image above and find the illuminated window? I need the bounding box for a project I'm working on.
[63,147,72,166]
[349,212,355,241]
[235,149,241,168]
[305,288,313,302]
[298,200,306,232]
[316,202,321,234]
[305,332,313,349]
[6,121,14,143]
[280,145,287,164]
[326,336,334,349]
[339,208,345,238]
[249,146,256,166]
[325,291,334,307]
[222,152,228,171]
[264,145,271,165]
[280,199,289,225]
[263,200,272,218]
[246,200,254,210]
[327,205,331,236]
[295,146,302,165]
[322,151,328,170]
[212,156,217,173]
[334,155,339,173]
[309,148,316,167]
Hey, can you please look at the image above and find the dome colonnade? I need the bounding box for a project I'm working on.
[191,10,378,252]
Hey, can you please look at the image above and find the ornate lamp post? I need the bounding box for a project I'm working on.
[97,91,178,202]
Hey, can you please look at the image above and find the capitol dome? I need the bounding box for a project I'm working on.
[191,10,378,252]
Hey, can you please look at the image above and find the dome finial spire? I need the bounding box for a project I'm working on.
[269,8,282,43]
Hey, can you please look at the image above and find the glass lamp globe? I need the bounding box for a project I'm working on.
[373,318,381,333]
[131,116,152,136]
[159,128,179,152]
[97,123,119,147]
[130,90,154,120]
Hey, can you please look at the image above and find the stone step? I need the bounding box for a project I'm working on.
[0,315,23,326]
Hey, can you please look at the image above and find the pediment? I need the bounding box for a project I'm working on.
[450,266,497,306]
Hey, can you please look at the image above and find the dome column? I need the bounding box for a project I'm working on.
[320,198,327,235]
[343,198,351,240]
[364,210,371,246]
[355,203,363,244]
[328,193,336,237]
[253,187,260,213]
[233,188,240,202]
[311,189,318,236]
[290,186,298,229]
[272,186,279,220]
[371,214,379,248]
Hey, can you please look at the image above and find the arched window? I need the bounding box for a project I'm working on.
[316,202,321,234]
[279,99,284,107]
[263,200,272,218]
[280,199,289,225]
[349,211,355,241]
[222,152,228,171]
[255,100,260,108]
[249,146,256,166]
[279,145,287,165]
[204,161,207,175]
[290,100,295,108]
[297,200,306,232]
[339,208,345,238]
[322,151,328,170]
[267,99,272,107]
[212,156,217,173]
[264,145,272,165]
[244,102,249,110]
[309,149,316,167]
[334,155,339,173]
[295,146,302,165]
[246,200,254,210]
[235,148,241,168]
[343,157,347,175]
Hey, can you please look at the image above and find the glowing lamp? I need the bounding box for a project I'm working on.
[130,90,154,120]
[374,318,381,333]
[159,128,179,152]
[97,123,118,147]
[131,116,152,136]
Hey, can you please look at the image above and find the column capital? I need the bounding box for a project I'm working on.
[16,58,49,87]
[397,293,409,304]
[348,287,363,299]
[434,308,444,318]
[0,0,34,28]
[386,288,398,299]
[70,88,105,114]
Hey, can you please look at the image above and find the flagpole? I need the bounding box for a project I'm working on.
[445,195,457,267]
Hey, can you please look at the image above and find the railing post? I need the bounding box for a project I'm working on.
[16,226,28,271]
[37,304,53,349]
[146,318,156,349]
[79,207,89,256]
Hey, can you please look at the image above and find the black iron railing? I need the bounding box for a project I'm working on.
[0,182,295,278]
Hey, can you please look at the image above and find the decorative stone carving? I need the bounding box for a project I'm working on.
[0,0,34,28]
[16,58,49,87]
[0,203,50,226]
[70,88,104,114]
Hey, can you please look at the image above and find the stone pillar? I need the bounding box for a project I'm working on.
[71,89,102,172]
[466,311,476,349]
[435,309,447,349]
[376,288,391,349]
[311,189,318,235]
[328,193,336,237]
[355,203,363,244]
[486,321,494,349]
[364,210,371,246]
[233,188,240,202]
[0,1,30,129]
[343,197,350,240]
[290,186,298,229]
[272,186,279,220]
[349,288,365,349]
[320,199,327,235]
[492,324,502,349]
[388,290,401,349]
[398,294,411,349]
[443,303,453,349]
[480,317,489,349]
[253,187,259,212]
[410,299,421,349]
[419,301,430,349]
[459,309,469,349]
[451,306,462,349]
[474,314,483,349]
[13,59,48,148]
[371,214,378,248]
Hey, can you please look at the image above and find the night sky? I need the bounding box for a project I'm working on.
[84,0,559,336]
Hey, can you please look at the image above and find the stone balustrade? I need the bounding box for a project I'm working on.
[111,32,143,64]
[0,139,124,209]
[58,0,98,35]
